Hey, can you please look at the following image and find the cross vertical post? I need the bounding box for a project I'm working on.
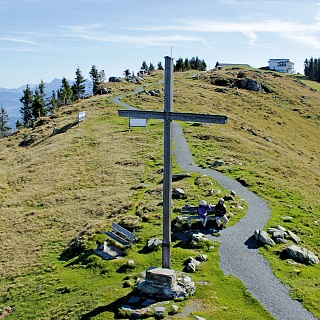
[162,56,174,269]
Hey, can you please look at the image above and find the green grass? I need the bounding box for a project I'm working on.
[0,68,319,319]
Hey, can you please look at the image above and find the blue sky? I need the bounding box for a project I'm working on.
[1,0,320,88]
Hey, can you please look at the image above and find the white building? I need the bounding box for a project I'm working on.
[268,59,295,74]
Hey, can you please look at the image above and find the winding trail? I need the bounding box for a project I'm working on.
[112,87,318,320]
[173,123,317,320]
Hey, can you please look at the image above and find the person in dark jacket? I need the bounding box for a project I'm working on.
[215,198,228,229]
[197,200,212,228]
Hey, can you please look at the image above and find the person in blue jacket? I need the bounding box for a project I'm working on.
[197,200,213,228]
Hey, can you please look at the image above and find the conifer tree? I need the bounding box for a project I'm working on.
[32,88,46,119]
[304,57,320,82]
[15,120,23,131]
[175,58,184,72]
[157,62,164,70]
[58,77,73,105]
[0,106,11,137]
[72,67,86,100]
[89,65,101,94]
[20,85,34,127]
[123,69,131,77]
[184,58,190,71]
[141,61,148,72]
[47,90,58,113]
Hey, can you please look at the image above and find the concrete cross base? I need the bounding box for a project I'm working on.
[137,267,196,300]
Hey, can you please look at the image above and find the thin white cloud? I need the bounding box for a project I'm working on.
[62,25,209,47]
[130,18,320,49]
[0,37,35,45]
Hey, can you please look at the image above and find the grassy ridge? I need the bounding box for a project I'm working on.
[0,68,319,319]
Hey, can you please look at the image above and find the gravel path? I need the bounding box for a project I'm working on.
[173,122,318,320]
[113,90,318,319]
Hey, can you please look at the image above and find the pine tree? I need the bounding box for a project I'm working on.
[141,61,148,72]
[175,58,184,72]
[58,77,73,105]
[32,88,46,119]
[0,106,11,137]
[47,90,58,113]
[123,69,131,77]
[149,63,155,72]
[89,65,101,95]
[72,67,86,100]
[190,57,196,70]
[20,85,34,127]
[30,80,47,120]
[39,80,46,101]
[15,120,23,131]
[184,58,190,71]
[157,62,164,70]
[200,59,207,71]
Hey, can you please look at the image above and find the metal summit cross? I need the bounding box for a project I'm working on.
[118,56,228,269]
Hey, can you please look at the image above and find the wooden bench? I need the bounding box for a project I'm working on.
[178,205,216,226]
[105,222,135,247]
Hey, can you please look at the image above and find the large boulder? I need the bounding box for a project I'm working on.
[254,229,275,246]
[285,245,319,265]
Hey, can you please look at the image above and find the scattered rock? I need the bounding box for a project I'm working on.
[147,238,162,251]
[125,259,137,269]
[172,173,191,181]
[287,230,300,244]
[196,254,208,262]
[192,232,207,242]
[277,225,287,232]
[213,160,224,167]
[172,188,186,199]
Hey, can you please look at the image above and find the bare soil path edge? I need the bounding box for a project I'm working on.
[112,88,318,320]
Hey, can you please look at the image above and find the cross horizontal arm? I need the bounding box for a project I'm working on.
[118,109,229,124]
[171,112,228,124]
[118,109,165,120]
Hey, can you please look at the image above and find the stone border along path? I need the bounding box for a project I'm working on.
[112,85,318,320]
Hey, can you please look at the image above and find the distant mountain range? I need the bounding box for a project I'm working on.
[0,78,91,129]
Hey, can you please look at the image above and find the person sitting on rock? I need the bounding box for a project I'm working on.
[197,200,212,228]
[215,198,228,229]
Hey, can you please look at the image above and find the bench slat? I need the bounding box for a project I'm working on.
[112,222,135,241]
[179,206,216,227]
[105,231,130,246]
[181,206,215,214]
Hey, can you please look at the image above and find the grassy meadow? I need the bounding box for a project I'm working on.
[0,68,319,319]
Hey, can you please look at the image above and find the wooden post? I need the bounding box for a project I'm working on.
[162,56,174,269]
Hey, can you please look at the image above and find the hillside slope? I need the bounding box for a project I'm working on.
[0,68,319,319]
